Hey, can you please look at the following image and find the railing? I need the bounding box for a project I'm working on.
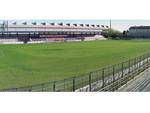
[1,52,150,92]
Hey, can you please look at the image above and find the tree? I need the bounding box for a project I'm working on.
[101,29,122,39]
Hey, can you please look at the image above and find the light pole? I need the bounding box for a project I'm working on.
[109,19,112,38]
[110,19,112,30]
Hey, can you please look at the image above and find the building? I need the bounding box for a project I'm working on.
[128,26,150,38]
[0,21,108,43]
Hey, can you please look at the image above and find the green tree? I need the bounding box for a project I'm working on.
[101,29,122,39]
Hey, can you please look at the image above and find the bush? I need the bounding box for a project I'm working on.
[101,29,122,39]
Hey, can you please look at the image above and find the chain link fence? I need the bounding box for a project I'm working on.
[1,52,150,92]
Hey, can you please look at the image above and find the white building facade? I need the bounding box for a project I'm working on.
[0,21,108,35]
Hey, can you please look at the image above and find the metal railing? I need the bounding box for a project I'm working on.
[1,52,150,92]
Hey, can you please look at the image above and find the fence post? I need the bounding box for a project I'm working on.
[143,54,146,68]
[102,68,105,88]
[112,65,115,91]
[144,54,146,65]
[146,53,149,67]
[138,56,140,71]
[128,60,131,73]
[137,57,140,69]
[42,84,44,91]
[121,62,124,77]
[147,53,149,65]
[147,53,149,64]
[113,65,115,82]
[29,86,32,92]
[136,57,138,69]
[134,57,136,70]
[73,77,76,92]
[89,72,92,92]
[53,81,56,92]
[141,55,143,68]
[142,55,144,66]
[64,79,66,91]
[140,55,142,67]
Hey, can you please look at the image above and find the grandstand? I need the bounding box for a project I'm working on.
[0,21,108,43]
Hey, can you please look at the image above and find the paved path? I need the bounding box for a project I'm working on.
[117,67,150,92]
[77,58,149,92]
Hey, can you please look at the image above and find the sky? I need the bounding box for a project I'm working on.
[1,20,150,32]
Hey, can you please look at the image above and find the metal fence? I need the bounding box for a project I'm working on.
[1,52,150,92]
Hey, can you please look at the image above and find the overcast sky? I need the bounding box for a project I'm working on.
[1,20,150,32]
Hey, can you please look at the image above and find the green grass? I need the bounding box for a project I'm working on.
[0,40,150,89]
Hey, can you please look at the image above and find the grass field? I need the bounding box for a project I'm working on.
[1,40,150,89]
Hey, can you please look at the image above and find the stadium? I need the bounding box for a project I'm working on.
[0,21,108,44]
[1,20,150,92]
